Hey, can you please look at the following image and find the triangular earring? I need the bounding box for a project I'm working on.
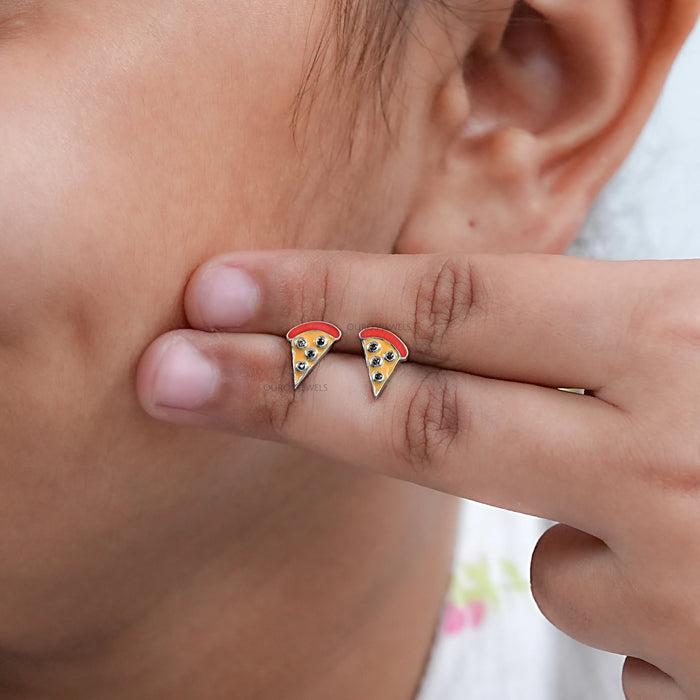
[286,322,342,388]
[359,327,408,398]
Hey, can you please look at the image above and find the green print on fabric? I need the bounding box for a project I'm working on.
[442,557,530,635]
[501,558,530,593]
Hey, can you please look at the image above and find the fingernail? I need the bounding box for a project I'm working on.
[152,337,219,410]
[195,266,259,329]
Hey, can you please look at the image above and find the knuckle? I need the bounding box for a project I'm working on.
[663,307,700,355]
[413,257,477,357]
[637,268,700,352]
[632,424,700,500]
[604,407,700,504]
[393,370,466,482]
[650,452,700,499]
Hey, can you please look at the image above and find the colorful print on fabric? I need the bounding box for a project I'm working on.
[441,557,530,636]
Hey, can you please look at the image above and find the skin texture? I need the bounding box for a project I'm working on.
[2,0,699,698]
[144,250,700,699]
[0,3,461,698]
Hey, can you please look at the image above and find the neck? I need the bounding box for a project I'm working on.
[0,448,459,700]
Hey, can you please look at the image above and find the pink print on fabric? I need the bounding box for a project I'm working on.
[440,557,529,637]
[442,601,486,635]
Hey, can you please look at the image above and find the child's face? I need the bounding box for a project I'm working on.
[0,0,429,648]
[0,0,692,659]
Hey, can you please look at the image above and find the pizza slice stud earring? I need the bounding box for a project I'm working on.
[286,322,342,388]
[359,327,408,399]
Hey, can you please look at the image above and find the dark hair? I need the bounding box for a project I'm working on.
[328,0,479,83]
[292,1,496,149]
[292,1,461,146]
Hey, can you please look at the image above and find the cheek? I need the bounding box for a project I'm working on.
[0,60,186,445]
[0,0,389,519]
[0,1,332,353]
[0,28,192,349]
[0,62,199,558]
[0,46,275,637]
[0,11,288,578]
[0,3,393,646]
[0,0,355,583]
[0,6,300,420]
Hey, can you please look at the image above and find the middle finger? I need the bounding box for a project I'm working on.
[138,329,629,535]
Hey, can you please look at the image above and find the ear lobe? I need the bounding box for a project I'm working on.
[396,0,700,256]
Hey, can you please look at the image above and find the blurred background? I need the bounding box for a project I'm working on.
[571,19,700,260]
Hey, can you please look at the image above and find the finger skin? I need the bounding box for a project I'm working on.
[531,525,639,655]
[137,329,626,535]
[622,658,688,700]
[531,527,700,700]
[184,251,688,393]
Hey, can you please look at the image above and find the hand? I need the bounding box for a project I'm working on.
[137,250,700,699]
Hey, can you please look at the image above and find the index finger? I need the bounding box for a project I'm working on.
[137,328,627,537]
[184,250,665,392]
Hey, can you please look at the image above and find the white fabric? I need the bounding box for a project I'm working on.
[416,506,624,700]
[571,21,700,261]
[416,18,700,700]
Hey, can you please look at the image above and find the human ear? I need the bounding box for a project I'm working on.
[395,0,700,255]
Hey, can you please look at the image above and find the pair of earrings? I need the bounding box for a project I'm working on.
[286,322,409,399]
